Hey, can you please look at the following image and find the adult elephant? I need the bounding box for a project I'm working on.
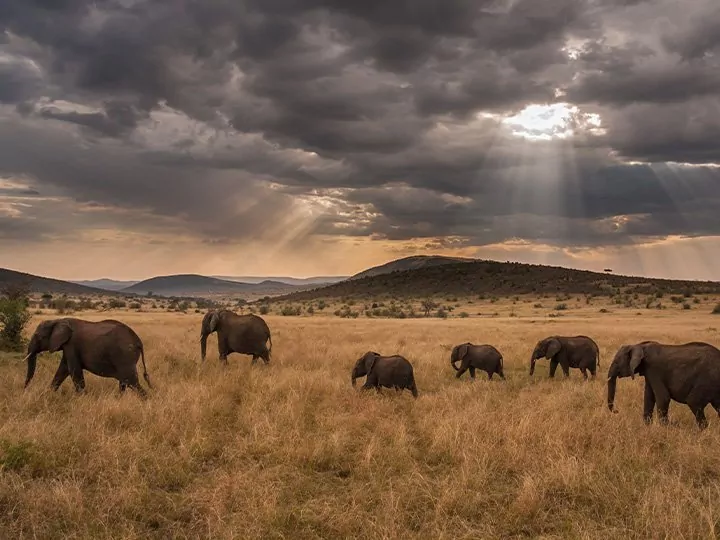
[529,335,600,380]
[23,318,152,397]
[607,340,720,430]
[351,351,418,398]
[450,343,505,380]
[200,309,272,365]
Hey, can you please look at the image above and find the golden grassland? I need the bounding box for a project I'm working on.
[2,303,720,539]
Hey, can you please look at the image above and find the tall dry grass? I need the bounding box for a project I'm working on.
[1,309,720,539]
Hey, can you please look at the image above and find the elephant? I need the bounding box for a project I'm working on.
[529,335,600,380]
[607,340,720,430]
[351,351,418,398]
[200,309,272,365]
[23,318,152,397]
[450,343,505,380]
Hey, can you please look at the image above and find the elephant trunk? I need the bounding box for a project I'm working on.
[450,347,460,371]
[607,375,618,412]
[200,333,208,361]
[24,353,37,388]
[529,355,537,376]
[606,362,620,411]
[351,371,357,387]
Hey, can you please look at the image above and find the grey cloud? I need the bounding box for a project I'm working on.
[0,0,719,257]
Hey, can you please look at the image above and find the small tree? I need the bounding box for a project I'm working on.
[0,283,33,352]
[421,299,437,317]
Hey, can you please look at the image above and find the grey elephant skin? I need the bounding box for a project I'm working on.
[530,335,600,379]
[351,351,418,398]
[451,343,505,380]
[200,309,272,365]
[607,341,720,430]
[23,318,152,397]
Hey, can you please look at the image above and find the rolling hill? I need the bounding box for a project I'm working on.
[212,275,348,286]
[349,255,474,280]
[270,259,720,302]
[121,274,304,298]
[71,278,139,291]
[0,268,117,296]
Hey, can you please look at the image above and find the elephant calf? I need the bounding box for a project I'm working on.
[607,340,720,430]
[351,351,418,398]
[23,318,152,397]
[530,335,600,380]
[451,342,505,380]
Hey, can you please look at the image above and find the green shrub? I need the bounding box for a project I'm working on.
[0,284,32,352]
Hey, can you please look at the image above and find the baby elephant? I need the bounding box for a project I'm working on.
[351,351,418,398]
[451,342,505,380]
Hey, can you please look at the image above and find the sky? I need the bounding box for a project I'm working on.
[1,0,719,281]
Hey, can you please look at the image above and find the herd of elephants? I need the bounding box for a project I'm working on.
[17,308,720,430]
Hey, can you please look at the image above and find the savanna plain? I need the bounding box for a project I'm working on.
[2,302,720,539]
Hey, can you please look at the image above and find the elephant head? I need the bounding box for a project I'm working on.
[351,351,379,387]
[529,337,561,375]
[23,319,72,388]
[200,310,221,360]
[606,342,651,412]
[450,343,470,371]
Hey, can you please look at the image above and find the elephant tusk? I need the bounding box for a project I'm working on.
[20,354,30,362]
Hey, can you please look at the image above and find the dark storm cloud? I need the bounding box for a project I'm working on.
[1,0,719,252]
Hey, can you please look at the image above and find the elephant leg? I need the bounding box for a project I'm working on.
[688,403,708,430]
[497,365,505,380]
[649,381,671,425]
[468,367,476,380]
[455,366,468,379]
[487,370,493,380]
[251,355,259,366]
[560,361,570,378]
[65,354,85,394]
[119,381,128,393]
[50,359,70,391]
[70,370,86,394]
[580,366,588,381]
[260,347,271,365]
[643,381,656,425]
[548,360,558,378]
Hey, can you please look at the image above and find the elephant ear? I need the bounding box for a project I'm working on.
[49,320,72,352]
[546,338,562,358]
[364,352,380,373]
[458,343,470,362]
[629,345,645,379]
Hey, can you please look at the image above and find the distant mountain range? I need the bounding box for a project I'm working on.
[5,255,719,302]
[120,274,307,298]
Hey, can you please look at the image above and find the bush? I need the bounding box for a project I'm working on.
[0,284,32,352]
[108,298,126,309]
[554,303,568,311]
[458,312,469,318]
[682,302,691,310]
[259,305,270,315]
[712,304,720,315]
[281,305,301,316]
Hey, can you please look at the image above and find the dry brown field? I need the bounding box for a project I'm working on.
[2,303,720,539]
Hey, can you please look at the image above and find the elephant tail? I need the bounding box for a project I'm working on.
[594,342,601,368]
[140,346,152,390]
